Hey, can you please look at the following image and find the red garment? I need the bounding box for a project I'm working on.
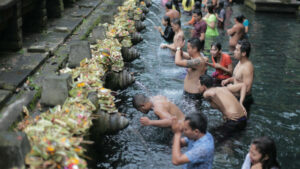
[212,53,232,80]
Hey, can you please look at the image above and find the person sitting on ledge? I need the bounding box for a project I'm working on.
[133,94,185,127]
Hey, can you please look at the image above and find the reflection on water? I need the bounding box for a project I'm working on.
[87,0,300,168]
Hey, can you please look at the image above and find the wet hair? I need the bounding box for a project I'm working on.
[165,1,172,9]
[211,42,222,51]
[171,18,181,28]
[207,4,214,14]
[194,1,202,10]
[192,9,202,18]
[187,38,201,52]
[185,113,207,134]
[251,136,281,169]
[235,15,244,23]
[241,14,246,20]
[237,39,251,58]
[163,15,171,26]
[200,74,213,88]
[132,94,149,109]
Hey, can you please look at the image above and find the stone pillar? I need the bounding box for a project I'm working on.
[0,132,31,169]
[46,0,64,18]
[0,1,22,51]
[23,0,47,32]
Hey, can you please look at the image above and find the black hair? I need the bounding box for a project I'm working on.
[194,1,202,10]
[187,38,202,52]
[163,15,171,26]
[235,15,244,23]
[192,9,202,18]
[185,0,191,7]
[207,4,214,14]
[172,0,181,13]
[171,18,181,28]
[251,136,281,169]
[240,14,246,20]
[200,74,213,88]
[185,113,207,134]
[219,1,224,8]
[211,42,222,51]
[132,94,149,109]
[238,39,251,58]
[165,1,172,9]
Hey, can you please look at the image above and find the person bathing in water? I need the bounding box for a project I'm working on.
[221,40,254,106]
[227,15,245,51]
[155,15,175,43]
[175,37,208,108]
[200,74,248,138]
[133,94,185,127]
[160,18,184,54]
[206,42,233,86]
[165,1,180,20]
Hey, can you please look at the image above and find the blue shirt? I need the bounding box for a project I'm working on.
[243,19,249,27]
[183,132,214,169]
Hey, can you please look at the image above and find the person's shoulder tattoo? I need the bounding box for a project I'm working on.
[186,58,201,68]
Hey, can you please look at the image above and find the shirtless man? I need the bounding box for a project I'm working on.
[175,37,208,107]
[165,1,180,20]
[160,18,184,54]
[200,74,247,135]
[227,15,245,50]
[221,40,254,105]
[133,94,185,127]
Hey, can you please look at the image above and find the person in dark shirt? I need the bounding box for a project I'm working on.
[191,9,207,52]
[155,15,175,43]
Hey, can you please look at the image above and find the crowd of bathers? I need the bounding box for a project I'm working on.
[132,0,281,169]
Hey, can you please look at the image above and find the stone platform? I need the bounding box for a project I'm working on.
[245,0,300,14]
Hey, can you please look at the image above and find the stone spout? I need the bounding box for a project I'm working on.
[131,32,143,45]
[105,69,135,90]
[121,47,140,62]
[92,111,129,135]
[135,20,146,32]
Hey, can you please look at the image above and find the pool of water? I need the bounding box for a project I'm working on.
[86,1,300,168]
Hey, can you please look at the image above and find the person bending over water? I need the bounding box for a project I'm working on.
[222,40,254,106]
[155,15,175,43]
[200,75,247,136]
[175,37,208,108]
[133,94,185,127]
[206,42,233,86]
[161,18,184,54]
[165,1,180,20]
[227,15,245,51]
[242,136,281,169]
[171,113,214,169]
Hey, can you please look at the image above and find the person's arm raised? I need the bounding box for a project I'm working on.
[171,118,190,165]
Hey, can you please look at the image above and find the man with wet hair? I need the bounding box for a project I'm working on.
[200,74,247,136]
[165,1,180,20]
[227,15,245,51]
[132,94,185,127]
[174,37,208,108]
[221,40,254,107]
[160,18,184,54]
[171,113,214,169]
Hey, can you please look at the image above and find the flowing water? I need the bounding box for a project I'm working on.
[87,1,300,168]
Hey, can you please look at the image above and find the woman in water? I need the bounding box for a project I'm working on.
[206,42,232,86]
[155,15,175,43]
[242,136,281,169]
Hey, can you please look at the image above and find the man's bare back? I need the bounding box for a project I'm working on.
[166,9,180,20]
[151,95,185,121]
[228,23,244,47]
[204,87,246,121]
